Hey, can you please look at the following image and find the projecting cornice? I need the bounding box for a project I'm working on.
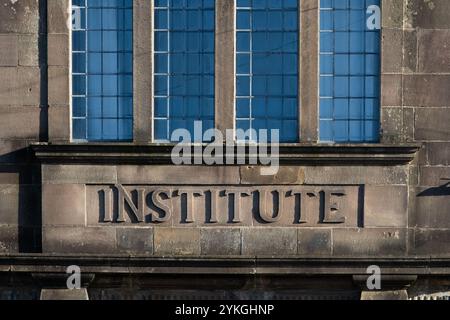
[31,143,421,166]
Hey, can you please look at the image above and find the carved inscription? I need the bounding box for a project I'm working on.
[87,185,362,227]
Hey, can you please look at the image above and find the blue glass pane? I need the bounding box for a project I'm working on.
[236,0,299,143]
[71,0,133,141]
[154,0,215,142]
[319,0,381,143]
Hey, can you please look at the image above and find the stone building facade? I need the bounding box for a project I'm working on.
[0,0,449,300]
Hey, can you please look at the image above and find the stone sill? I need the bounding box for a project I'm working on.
[0,255,449,275]
[31,143,421,166]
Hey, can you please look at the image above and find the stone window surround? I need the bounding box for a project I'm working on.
[47,0,396,146]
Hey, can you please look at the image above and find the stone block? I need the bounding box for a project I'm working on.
[414,187,450,228]
[419,166,450,186]
[42,165,117,184]
[406,0,450,29]
[48,34,69,67]
[42,184,86,226]
[415,108,450,141]
[403,30,417,73]
[381,107,403,143]
[297,229,331,256]
[333,228,407,257]
[18,34,39,66]
[154,228,200,256]
[364,186,408,227]
[48,66,69,106]
[303,166,408,185]
[0,184,39,226]
[47,0,70,34]
[381,29,403,73]
[0,0,39,33]
[116,228,153,254]
[418,30,450,73]
[17,67,40,106]
[43,226,116,254]
[0,34,18,66]
[413,229,450,256]
[426,143,450,166]
[382,0,403,29]
[404,75,450,107]
[241,228,297,256]
[381,75,402,107]
[200,228,241,256]
[117,166,240,185]
[0,107,40,139]
[240,166,305,185]
[0,225,18,253]
[48,106,70,142]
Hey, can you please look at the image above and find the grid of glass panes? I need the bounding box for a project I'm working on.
[319,0,381,143]
[72,0,133,141]
[154,0,215,142]
[236,0,299,142]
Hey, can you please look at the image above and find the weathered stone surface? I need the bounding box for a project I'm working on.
[364,186,408,228]
[425,143,450,166]
[0,0,39,34]
[43,227,116,254]
[0,67,40,106]
[240,166,305,185]
[117,166,240,185]
[48,106,70,141]
[415,108,450,141]
[241,228,297,256]
[0,184,39,226]
[381,29,403,73]
[419,166,450,186]
[47,0,70,34]
[48,34,69,67]
[381,75,402,107]
[333,228,407,257]
[403,30,417,73]
[200,228,241,256]
[406,0,450,29]
[116,228,153,254]
[297,229,331,256]
[42,165,117,184]
[418,30,450,73]
[0,225,18,253]
[413,229,450,256]
[414,187,450,228]
[404,75,450,107]
[48,66,69,106]
[303,166,408,185]
[18,34,39,67]
[154,228,200,256]
[382,0,403,28]
[381,107,403,143]
[0,107,40,139]
[42,184,86,226]
[0,34,18,66]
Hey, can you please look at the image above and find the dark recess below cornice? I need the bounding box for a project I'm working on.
[31,143,421,165]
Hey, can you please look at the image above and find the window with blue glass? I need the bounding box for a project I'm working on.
[236,0,299,142]
[72,0,133,141]
[319,0,381,143]
[154,0,215,142]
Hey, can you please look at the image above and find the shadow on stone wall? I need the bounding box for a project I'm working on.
[0,148,42,254]
[418,181,450,197]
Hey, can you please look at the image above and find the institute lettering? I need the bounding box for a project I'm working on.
[92,184,362,227]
